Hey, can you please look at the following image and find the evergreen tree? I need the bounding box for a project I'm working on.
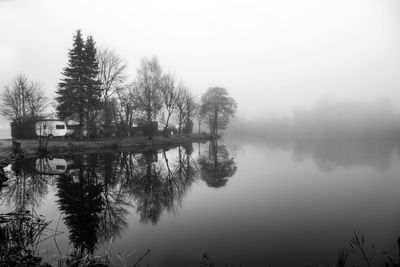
[56,30,102,138]
[83,35,102,136]
[56,29,85,122]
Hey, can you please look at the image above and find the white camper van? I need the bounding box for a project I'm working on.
[35,120,67,138]
[35,157,68,175]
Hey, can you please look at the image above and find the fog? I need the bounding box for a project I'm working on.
[1,0,400,132]
[228,97,400,137]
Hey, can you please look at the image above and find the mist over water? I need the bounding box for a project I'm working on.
[229,97,400,137]
[2,139,400,266]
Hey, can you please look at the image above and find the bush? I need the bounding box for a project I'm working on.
[182,120,194,135]
[141,121,157,139]
[10,118,37,139]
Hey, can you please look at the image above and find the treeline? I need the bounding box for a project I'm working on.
[229,97,400,138]
[0,30,237,139]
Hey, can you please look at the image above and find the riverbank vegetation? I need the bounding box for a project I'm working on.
[1,30,237,141]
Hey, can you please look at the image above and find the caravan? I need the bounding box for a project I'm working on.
[35,157,68,175]
[35,120,67,139]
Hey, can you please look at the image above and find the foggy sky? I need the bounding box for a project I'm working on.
[1,0,400,128]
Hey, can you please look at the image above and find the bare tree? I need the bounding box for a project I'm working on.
[118,85,140,136]
[161,73,180,136]
[182,90,198,135]
[174,83,188,136]
[133,57,164,139]
[1,74,48,124]
[135,57,164,124]
[173,84,198,136]
[97,48,127,136]
[97,49,127,101]
[196,107,204,134]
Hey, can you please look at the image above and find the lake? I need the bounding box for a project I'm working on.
[1,136,400,266]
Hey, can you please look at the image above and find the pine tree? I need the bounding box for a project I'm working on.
[56,30,102,138]
[56,30,86,132]
[83,35,102,136]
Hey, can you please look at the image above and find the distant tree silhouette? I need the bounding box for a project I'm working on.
[200,87,237,135]
[134,57,164,137]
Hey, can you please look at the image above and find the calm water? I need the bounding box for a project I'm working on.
[1,137,400,266]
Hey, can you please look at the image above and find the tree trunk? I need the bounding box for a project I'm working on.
[198,120,201,134]
[213,108,218,135]
[104,100,109,137]
[86,111,90,138]
[164,112,172,137]
[79,112,84,140]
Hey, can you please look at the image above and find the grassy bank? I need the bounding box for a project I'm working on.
[0,133,214,162]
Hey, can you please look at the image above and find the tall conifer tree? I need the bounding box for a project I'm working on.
[56,30,101,138]
[56,30,86,137]
[83,35,102,136]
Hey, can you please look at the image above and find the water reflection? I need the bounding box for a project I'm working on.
[129,144,201,224]
[130,151,178,224]
[99,153,131,242]
[3,137,400,266]
[0,142,237,257]
[244,135,400,172]
[56,155,104,254]
[199,140,237,188]
[291,137,400,172]
[0,158,51,211]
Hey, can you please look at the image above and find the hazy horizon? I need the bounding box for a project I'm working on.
[1,0,400,129]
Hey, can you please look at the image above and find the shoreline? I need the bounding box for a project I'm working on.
[0,133,214,162]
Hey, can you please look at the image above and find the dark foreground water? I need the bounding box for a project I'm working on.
[1,137,400,266]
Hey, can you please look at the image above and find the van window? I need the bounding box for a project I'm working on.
[56,125,65,129]
[56,165,66,170]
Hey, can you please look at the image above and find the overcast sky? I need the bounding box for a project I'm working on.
[1,0,400,128]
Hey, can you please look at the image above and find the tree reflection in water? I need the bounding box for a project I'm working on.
[53,145,214,251]
[129,151,170,224]
[198,140,237,188]
[98,152,131,242]
[0,141,237,257]
[56,154,103,254]
[128,145,199,224]
[0,158,51,212]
